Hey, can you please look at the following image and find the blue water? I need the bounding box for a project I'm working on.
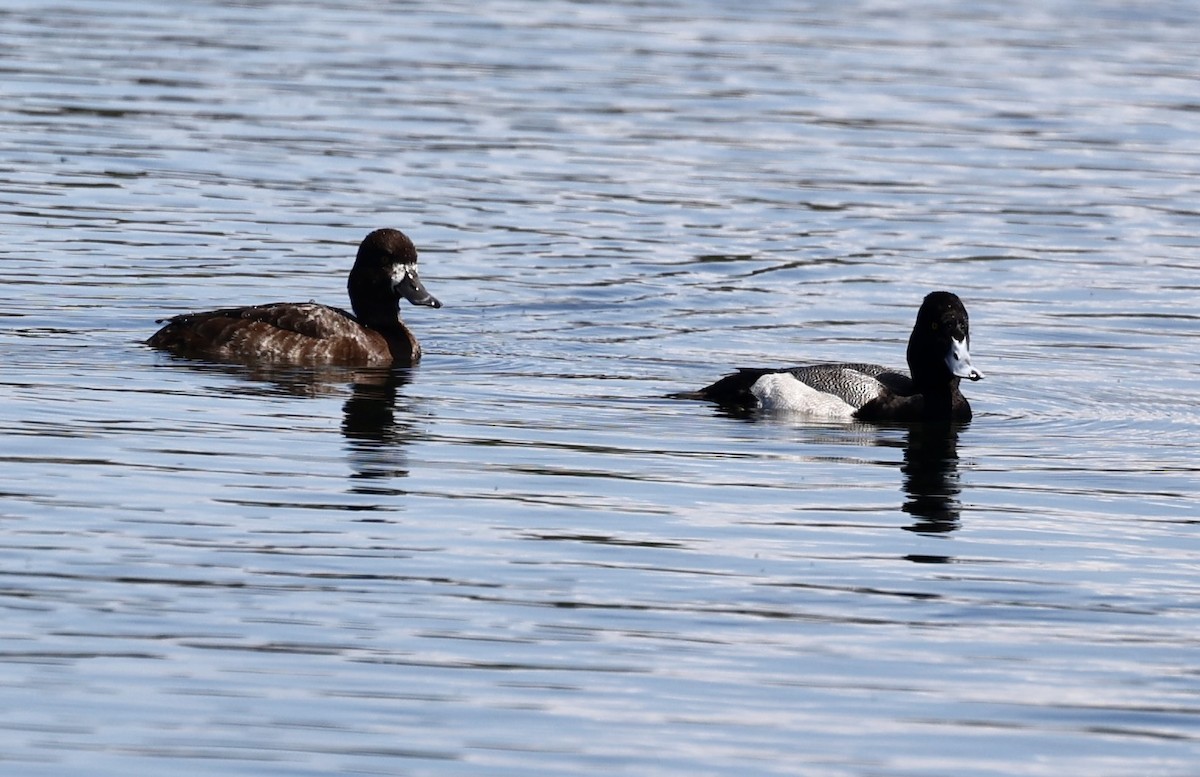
[2,1,1200,775]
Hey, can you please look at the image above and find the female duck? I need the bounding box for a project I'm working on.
[148,228,441,366]
[684,291,983,422]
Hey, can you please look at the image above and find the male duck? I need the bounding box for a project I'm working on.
[683,291,983,422]
[148,228,441,366]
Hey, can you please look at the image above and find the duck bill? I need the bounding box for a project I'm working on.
[946,336,983,381]
[392,264,442,309]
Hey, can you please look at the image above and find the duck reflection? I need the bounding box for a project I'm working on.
[341,368,414,491]
[148,354,416,491]
[700,403,969,537]
[900,422,964,535]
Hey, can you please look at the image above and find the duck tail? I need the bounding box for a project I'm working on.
[668,368,774,407]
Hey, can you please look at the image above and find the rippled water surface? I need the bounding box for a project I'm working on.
[3,1,1200,775]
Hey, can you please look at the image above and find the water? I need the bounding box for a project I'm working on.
[3,1,1200,774]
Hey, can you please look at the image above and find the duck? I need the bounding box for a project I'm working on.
[680,291,983,422]
[147,228,442,366]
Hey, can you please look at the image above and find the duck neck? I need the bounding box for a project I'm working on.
[350,306,414,362]
[356,307,403,332]
[916,376,963,421]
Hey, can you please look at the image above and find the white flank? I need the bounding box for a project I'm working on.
[750,373,857,419]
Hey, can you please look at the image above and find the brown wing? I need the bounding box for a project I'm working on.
[147,302,405,365]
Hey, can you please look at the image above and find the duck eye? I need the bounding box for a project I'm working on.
[930,322,939,331]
